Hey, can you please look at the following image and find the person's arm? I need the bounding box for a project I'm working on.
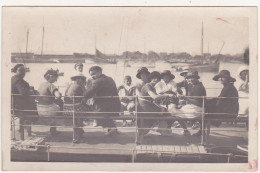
[54,90,61,99]
[180,86,206,106]
[176,81,185,95]
[239,75,249,93]
[117,85,124,93]
[170,81,178,95]
[83,79,99,100]
[15,79,31,95]
[47,83,60,99]
[154,82,165,94]
[216,87,229,108]
[146,85,171,100]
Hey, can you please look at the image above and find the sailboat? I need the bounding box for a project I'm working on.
[172,22,219,73]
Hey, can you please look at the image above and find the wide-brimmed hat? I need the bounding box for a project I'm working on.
[71,73,86,80]
[185,70,200,79]
[213,70,236,82]
[136,67,150,79]
[148,71,161,81]
[161,70,175,80]
[180,68,190,77]
[237,65,249,79]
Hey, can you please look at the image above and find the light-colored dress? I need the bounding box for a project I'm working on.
[37,81,60,116]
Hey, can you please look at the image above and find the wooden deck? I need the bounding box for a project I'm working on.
[11,120,248,162]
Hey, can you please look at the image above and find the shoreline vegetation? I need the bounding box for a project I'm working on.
[11,49,246,64]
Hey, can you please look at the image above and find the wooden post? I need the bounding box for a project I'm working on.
[132,95,138,163]
[20,118,25,140]
[11,94,16,140]
[27,121,32,137]
[205,120,211,147]
[140,118,144,145]
[73,96,75,142]
[201,96,205,145]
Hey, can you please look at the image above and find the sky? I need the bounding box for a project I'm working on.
[4,7,249,56]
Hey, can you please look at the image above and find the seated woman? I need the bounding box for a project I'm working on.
[237,66,249,116]
[36,69,63,136]
[196,70,239,137]
[138,71,174,135]
[170,70,206,136]
[64,73,89,143]
[11,64,38,134]
[209,70,239,121]
[155,70,178,108]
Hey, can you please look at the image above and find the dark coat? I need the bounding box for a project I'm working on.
[11,75,38,117]
[83,74,121,116]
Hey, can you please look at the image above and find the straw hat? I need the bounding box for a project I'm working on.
[237,65,249,79]
[185,70,200,79]
[180,68,190,77]
[74,63,83,69]
[71,73,86,80]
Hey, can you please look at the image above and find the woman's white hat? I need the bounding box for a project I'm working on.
[237,65,249,78]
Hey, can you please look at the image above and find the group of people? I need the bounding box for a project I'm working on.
[11,62,249,143]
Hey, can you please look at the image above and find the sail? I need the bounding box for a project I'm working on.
[95,49,107,59]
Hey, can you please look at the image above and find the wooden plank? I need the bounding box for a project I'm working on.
[174,145,181,153]
[181,146,187,153]
[146,145,152,153]
[158,145,163,152]
[164,145,172,153]
[186,145,193,153]
[191,144,199,153]
[198,145,207,153]
[152,145,158,153]
[136,145,141,154]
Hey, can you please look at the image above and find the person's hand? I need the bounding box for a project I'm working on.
[121,97,129,103]
[177,88,183,95]
[178,95,186,100]
[167,94,175,98]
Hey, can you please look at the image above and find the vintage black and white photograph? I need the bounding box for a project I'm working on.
[2,6,258,171]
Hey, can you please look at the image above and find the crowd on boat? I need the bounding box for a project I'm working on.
[11,62,249,143]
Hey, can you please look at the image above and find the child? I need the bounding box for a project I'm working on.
[118,76,136,126]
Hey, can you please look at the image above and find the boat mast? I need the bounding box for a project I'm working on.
[26,29,29,58]
[201,21,204,58]
[94,33,97,59]
[41,26,44,56]
[219,41,225,54]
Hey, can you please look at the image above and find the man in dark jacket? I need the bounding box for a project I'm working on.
[11,64,38,135]
[83,66,121,136]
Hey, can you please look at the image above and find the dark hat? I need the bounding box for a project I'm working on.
[213,70,236,82]
[44,69,63,79]
[185,70,200,79]
[136,67,150,79]
[11,64,24,73]
[148,71,161,81]
[124,75,132,80]
[74,63,83,69]
[89,66,102,73]
[161,70,175,80]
